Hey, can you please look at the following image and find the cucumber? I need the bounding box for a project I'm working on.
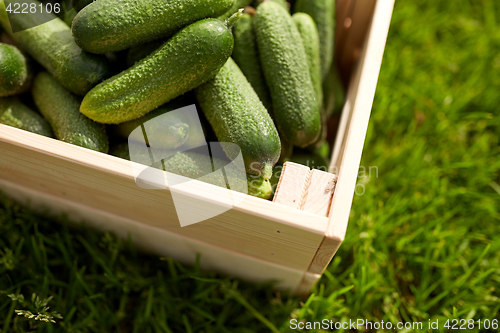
[219,0,253,21]
[111,98,194,151]
[81,15,241,124]
[232,13,272,113]
[0,43,31,96]
[294,0,335,80]
[323,64,345,118]
[195,58,281,180]
[0,0,109,95]
[253,0,289,11]
[111,142,273,199]
[73,0,235,54]
[286,153,329,171]
[255,1,320,148]
[0,97,53,137]
[126,40,164,67]
[32,72,109,153]
[293,13,322,110]
[163,150,272,199]
[246,173,272,199]
[63,9,77,27]
[278,138,293,164]
[312,140,330,160]
[109,142,130,160]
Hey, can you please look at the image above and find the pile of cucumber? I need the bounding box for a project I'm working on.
[0,0,344,200]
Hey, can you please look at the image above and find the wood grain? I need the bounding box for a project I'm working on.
[0,179,307,291]
[0,126,327,271]
[312,0,396,278]
[300,170,338,217]
[273,162,310,209]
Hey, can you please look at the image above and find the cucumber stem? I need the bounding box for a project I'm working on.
[225,9,244,30]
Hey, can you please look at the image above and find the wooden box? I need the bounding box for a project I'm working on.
[0,0,394,296]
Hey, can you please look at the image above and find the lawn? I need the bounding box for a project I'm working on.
[1,0,499,332]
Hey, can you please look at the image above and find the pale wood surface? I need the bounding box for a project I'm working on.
[293,271,322,298]
[273,163,338,218]
[300,169,338,217]
[0,179,306,291]
[272,162,310,209]
[0,126,327,272]
[308,0,396,281]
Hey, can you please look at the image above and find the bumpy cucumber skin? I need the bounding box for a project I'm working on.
[219,0,253,20]
[286,153,329,171]
[255,2,320,148]
[294,0,335,80]
[253,0,289,11]
[165,151,271,199]
[323,64,345,118]
[166,151,272,200]
[81,18,235,125]
[293,13,323,111]
[126,40,165,67]
[195,58,281,180]
[32,72,109,153]
[0,98,53,137]
[109,142,131,160]
[278,138,293,164]
[0,0,109,95]
[232,13,272,113]
[73,0,235,54]
[0,43,31,96]
[110,143,272,199]
[112,103,190,151]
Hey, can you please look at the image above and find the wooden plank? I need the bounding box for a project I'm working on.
[272,162,310,209]
[307,0,396,279]
[329,0,395,242]
[293,271,322,298]
[0,179,307,291]
[274,163,338,218]
[0,125,328,272]
[300,169,338,217]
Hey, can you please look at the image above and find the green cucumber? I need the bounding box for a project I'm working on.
[232,13,272,113]
[0,0,109,95]
[253,0,289,11]
[0,97,53,137]
[219,0,253,21]
[109,142,130,160]
[278,138,293,164]
[286,153,329,171]
[294,0,335,80]
[255,1,320,148]
[111,98,196,151]
[126,40,165,67]
[163,150,272,199]
[32,72,108,153]
[0,43,31,96]
[110,142,273,199]
[293,13,322,110]
[323,64,345,118]
[81,15,240,124]
[195,58,281,180]
[73,0,235,54]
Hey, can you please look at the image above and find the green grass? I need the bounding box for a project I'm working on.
[1,0,499,331]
